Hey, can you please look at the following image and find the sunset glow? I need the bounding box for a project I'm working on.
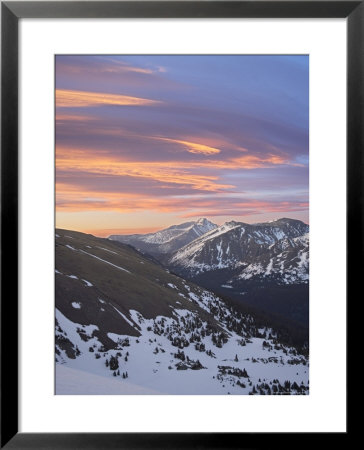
[56,89,161,108]
[56,55,309,235]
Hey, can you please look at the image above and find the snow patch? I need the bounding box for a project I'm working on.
[97,246,118,255]
[112,305,137,328]
[79,249,131,274]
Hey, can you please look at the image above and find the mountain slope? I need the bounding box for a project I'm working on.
[55,229,309,395]
[169,218,309,285]
[56,228,223,350]
[167,218,309,326]
[235,232,309,285]
[108,218,217,257]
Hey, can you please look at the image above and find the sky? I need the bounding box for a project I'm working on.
[56,55,309,237]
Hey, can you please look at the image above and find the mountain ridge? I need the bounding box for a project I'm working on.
[168,218,309,282]
[109,218,217,257]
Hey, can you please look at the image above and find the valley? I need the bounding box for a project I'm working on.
[111,217,309,329]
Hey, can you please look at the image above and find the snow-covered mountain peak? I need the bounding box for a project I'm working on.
[195,217,210,226]
[223,220,244,229]
[189,218,217,237]
[109,218,217,257]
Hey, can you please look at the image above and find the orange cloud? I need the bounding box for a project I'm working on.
[56,180,308,218]
[155,137,221,155]
[100,60,167,75]
[210,153,296,169]
[56,89,161,108]
[55,145,302,215]
[56,186,185,213]
[56,180,228,213]
[56,144,294,178]
[102,65,155,75]
[56,148,233,192]
[56,113,95,122]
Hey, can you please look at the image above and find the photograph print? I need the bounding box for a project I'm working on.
[55,55,309,395]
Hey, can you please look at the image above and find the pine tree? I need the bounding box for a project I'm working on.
[109,356,119,371]
[234,354,239,362]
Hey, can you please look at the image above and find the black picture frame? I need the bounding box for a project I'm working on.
[1,1,356,447]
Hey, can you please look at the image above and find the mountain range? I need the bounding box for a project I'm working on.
[55,228,309,395]
[110,218,309,285]
[109,218,309,325]
[168,218,309,283]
